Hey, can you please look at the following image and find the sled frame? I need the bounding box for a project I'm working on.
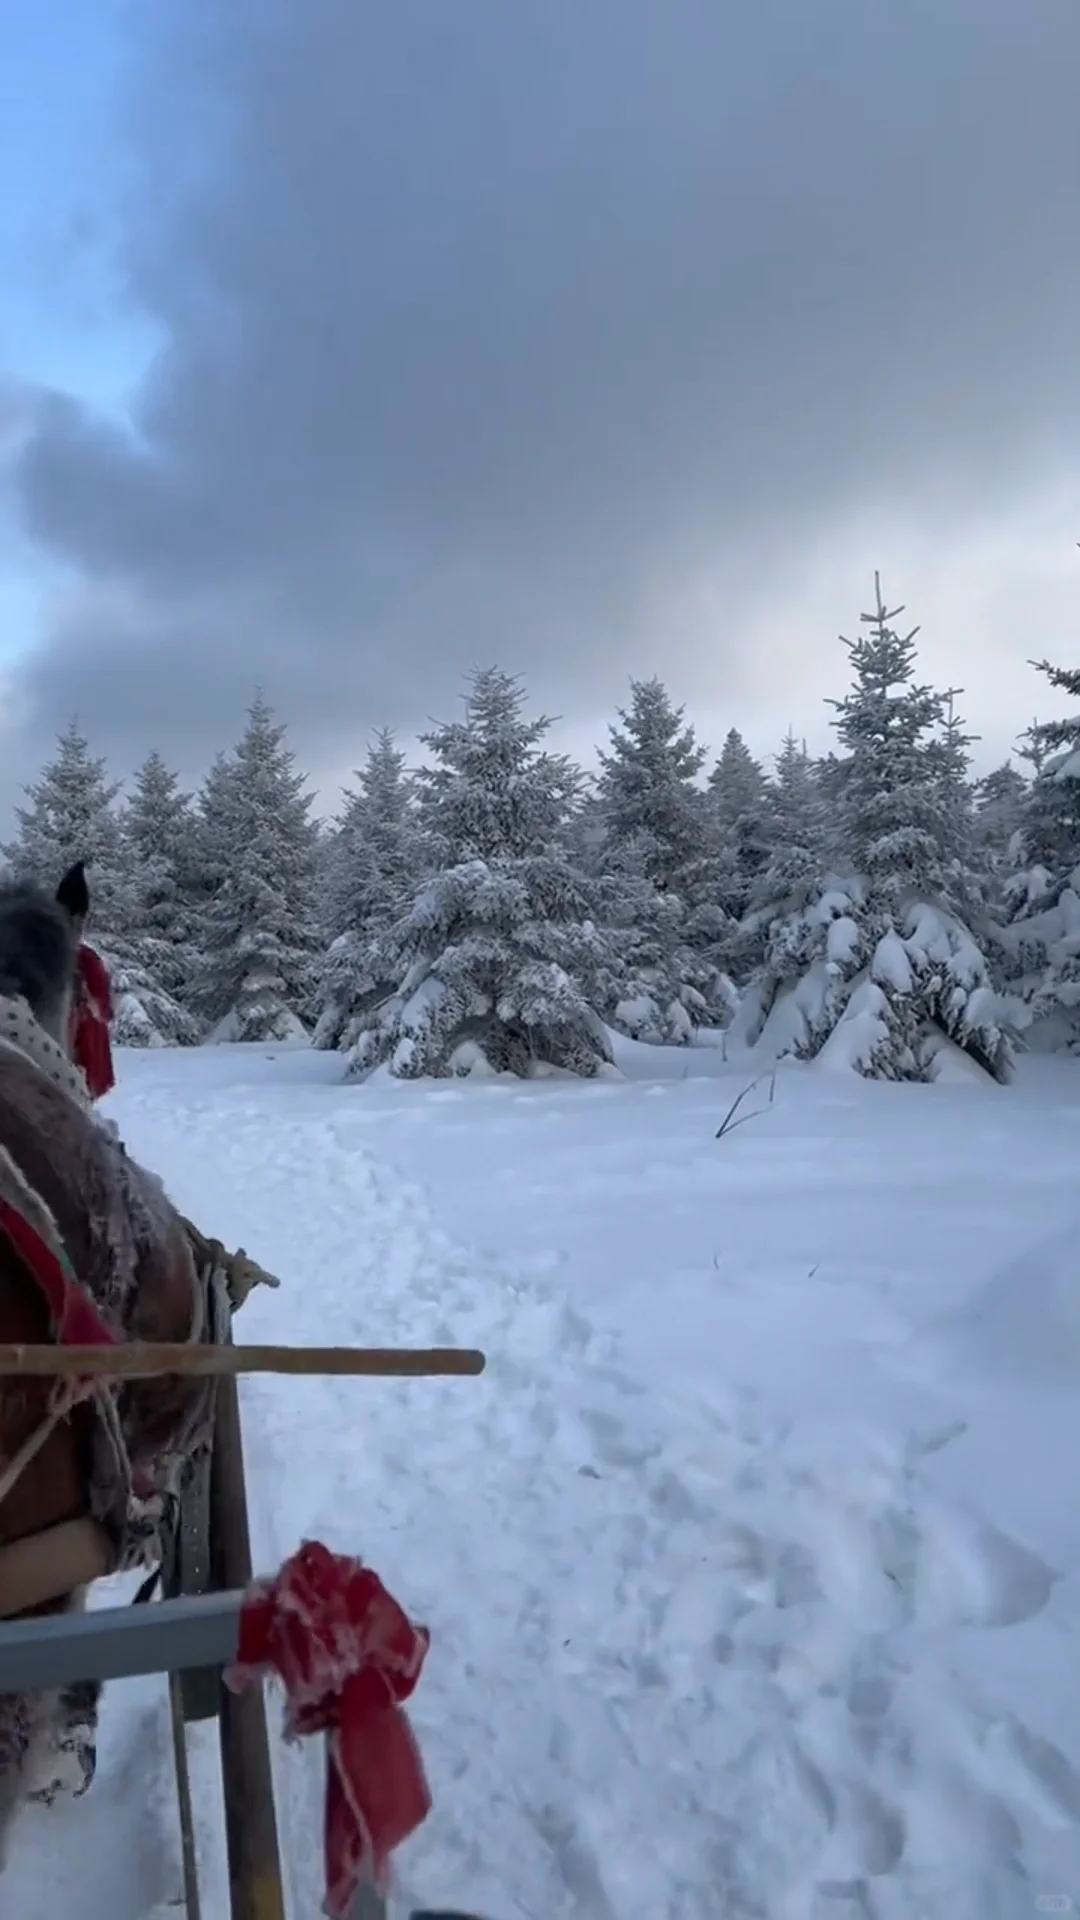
[0,1335,486,1920]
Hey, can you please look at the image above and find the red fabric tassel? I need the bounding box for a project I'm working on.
[226,1539,433,1918]
[71,943,116,1101]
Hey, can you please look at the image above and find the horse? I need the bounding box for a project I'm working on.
[0,881,212,1865]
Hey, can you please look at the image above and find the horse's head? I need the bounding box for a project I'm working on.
[0,884,77,1051]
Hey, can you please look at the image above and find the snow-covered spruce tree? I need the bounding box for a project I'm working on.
[771,731,822,853]
[116,751,201,1043]
[585,831,719,1046]
[319,787,365,949]
[320,729,426,942]
[707,728,774,924]
[991,653,1080,1048]
[975,762,1028,864]
[736,578,1013,1080]
[0,720,191,1046]
[726,731,827,1042]
[918,686,987,936]
[592,677,727,1044]
[597,677,708,887]
[812,749,853,867]
[344,667,612,1080]
[4,719,129,932]
[1015,663,1080,875]
[314,728,433,1051]
[191,695,322,1043]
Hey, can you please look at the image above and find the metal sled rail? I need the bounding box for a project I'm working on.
[0,1594,494,1920]
[0,1589,243,1691]
[0,1334,489,1920]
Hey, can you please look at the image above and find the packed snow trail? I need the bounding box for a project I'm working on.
[8,1044,1080,1917]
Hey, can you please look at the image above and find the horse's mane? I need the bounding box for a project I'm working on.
[0,883,76,1032]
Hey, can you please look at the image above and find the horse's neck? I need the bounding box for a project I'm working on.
[0,997,89,1111]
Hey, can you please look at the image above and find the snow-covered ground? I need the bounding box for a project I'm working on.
[8,1038,1080,1919]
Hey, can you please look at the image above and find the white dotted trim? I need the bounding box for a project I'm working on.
[0,997,92,1111]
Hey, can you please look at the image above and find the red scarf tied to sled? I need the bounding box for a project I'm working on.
[227,1539,432,1918]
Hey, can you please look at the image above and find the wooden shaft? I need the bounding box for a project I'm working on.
[0,1515,115,1620]
[212,1369,287,1920]
[0,1343,486,1380]
[168,1669,203,1920]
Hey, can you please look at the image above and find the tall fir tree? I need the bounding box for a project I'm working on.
[993,645,1080,1047]
[723,732,824,1052]
[122,751,202,1012]
[192,694,321,1042]
[829,578,1008,1077]
[829,588,954,902]
[930,687,982,923]
[0,720,200,1045]
[707,728,773,919]
[592,678,724,1043]
[344,667,611,1079]
[3,720,128,936]
[1014,658,1080,876]
[69,750,202,1048]
[315,728,433,1050]
[735,732,824,966]
[596,678,708,890]
[975,762,1028,862]
[812,749,853,866]
[733,578,1012,1080]
[321,729,428,944]
[416,666,582,863]
[770,730,822,859]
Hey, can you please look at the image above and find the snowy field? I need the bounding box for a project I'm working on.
[8,1038,1080,1919]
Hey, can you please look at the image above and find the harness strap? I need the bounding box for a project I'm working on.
[0,1151,162,1595]
[0,1179,121,1521]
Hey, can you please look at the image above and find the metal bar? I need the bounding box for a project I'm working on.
[0,1590,242,1692]
[212,1371,286,1920]
[0,1343,487,1380]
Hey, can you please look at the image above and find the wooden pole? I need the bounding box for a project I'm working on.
[211,1368,287,1920]
[0,1343,486,1381]
[168,1669,203,1920]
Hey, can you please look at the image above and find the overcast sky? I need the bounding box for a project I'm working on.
[1,0,1078,820]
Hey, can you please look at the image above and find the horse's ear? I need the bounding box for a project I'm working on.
[56,859,90,920]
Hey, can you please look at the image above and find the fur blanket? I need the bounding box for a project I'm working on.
[0,1029,204,1464]
[0,997,208,1859]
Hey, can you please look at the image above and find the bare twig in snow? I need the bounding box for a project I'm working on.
[715,1071,777,1142]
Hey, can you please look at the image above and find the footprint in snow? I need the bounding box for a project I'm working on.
[982,1714,1080,1828]
[909,1500,1057,1629]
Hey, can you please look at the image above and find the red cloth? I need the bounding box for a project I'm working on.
[0,1197,119,1349]
[226,1540,432,1919]
[71,942,116,1100]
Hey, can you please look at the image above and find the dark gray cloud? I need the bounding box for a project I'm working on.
[7,0,1080,784]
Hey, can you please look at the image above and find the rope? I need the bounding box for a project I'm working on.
[0,1382,82,1510]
